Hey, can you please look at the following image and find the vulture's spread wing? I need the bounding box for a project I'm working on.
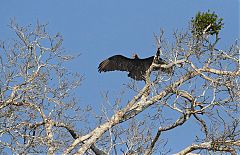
[98,55,155,81]
[98,55,136,73]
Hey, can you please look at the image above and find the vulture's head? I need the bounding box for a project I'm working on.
[132,53,139,59]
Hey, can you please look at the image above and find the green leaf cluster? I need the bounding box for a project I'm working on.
[191,10,224,37]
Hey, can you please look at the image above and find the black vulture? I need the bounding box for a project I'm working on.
[98,49,172,81]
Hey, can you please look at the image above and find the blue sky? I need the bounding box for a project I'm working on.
[0,0,239,153]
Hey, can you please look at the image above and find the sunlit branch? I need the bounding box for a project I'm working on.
[174,140,239,155]
[144,114,190,155]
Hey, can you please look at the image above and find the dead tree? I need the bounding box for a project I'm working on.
[0,11,239,155]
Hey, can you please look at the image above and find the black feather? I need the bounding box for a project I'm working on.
[98,54,172,81]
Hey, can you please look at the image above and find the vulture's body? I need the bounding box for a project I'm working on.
[98,51,172,81]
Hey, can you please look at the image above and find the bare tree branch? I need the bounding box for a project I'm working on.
[174,140,239,155]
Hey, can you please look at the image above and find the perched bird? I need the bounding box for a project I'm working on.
[98,49,172,81]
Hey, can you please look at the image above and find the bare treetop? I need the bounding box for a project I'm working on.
[0,11,239,155]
